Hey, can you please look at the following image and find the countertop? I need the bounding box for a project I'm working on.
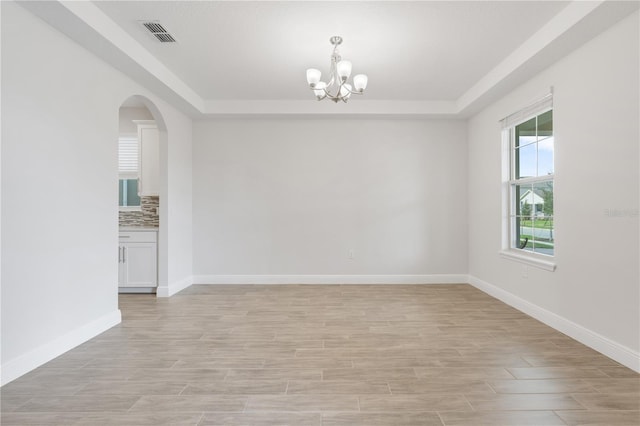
[119,226,159,232]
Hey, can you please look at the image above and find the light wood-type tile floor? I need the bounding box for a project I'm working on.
[1,284,639,425]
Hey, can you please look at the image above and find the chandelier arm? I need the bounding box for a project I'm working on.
[326,77,341,99]
[328,67,336,88]
[323,78,348,101]
[323,87,337,101]
[308,86,343,102]
[325,88,340,101]
[341,87,364,95]
[338,78,351,100]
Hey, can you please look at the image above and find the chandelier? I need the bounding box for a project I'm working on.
[306,36,368,103]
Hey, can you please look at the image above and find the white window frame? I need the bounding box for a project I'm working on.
[500,93,556,271]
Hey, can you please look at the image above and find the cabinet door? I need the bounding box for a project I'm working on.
[121,242,157,287]
[138,125,159,196]
[118,246,125,285]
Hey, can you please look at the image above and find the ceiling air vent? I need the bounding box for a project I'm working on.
[141,21,176,43]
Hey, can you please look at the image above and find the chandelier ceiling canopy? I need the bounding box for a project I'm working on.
[306,36,368,103]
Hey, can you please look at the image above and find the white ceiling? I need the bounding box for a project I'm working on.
[21,1,640,117]
[95,1,568,101]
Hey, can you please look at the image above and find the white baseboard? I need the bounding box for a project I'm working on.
[192,274,469,285]
[156,275,193,297]
[468,275,640,373]
[0,309,122,386]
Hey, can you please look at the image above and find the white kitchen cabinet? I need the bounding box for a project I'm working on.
[118,230,157,290]
[134,120,159,197]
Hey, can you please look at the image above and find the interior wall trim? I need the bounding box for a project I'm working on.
[0,309,122,386]
[192,274,469,285]
[157,275,194,298]
[468,275,640,373]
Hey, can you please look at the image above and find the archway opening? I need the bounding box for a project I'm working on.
[117,95,167,297]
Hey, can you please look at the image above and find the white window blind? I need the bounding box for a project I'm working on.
[118,136,139,177]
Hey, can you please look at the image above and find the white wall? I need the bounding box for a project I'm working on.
[0,2,193,384]
[467,12,639,367]
[193,119,467,281]
[162,104,193,295]
[119,107,153,135]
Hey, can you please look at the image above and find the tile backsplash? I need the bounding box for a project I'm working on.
[119,196,159,227]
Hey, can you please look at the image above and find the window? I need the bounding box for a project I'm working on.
[118,136,141,209]
[501,94,555,270]
[119,178,141,208]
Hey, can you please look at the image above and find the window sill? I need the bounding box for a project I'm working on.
[119,206,142,212]
[499,250,556,271]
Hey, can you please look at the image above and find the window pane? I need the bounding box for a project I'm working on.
[513,181,553,255]
[512,215,555,256]
[514,216,534,252]
[533,180,553,217]
[538,110,553,136]
[538,136,554,176]
[119,179,141,207]
[516,116,537,147]
[516,143,536,179]
[532,217,554,256]
[514,110,554,179]
[513,181,554,255]
[517,183,535,216]
[514,182,532,251]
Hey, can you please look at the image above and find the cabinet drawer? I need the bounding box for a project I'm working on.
[119,231,157,243]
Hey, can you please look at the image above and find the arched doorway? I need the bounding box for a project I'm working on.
[117,95,168,297]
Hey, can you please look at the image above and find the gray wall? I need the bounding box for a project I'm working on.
[192,119,468,277]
